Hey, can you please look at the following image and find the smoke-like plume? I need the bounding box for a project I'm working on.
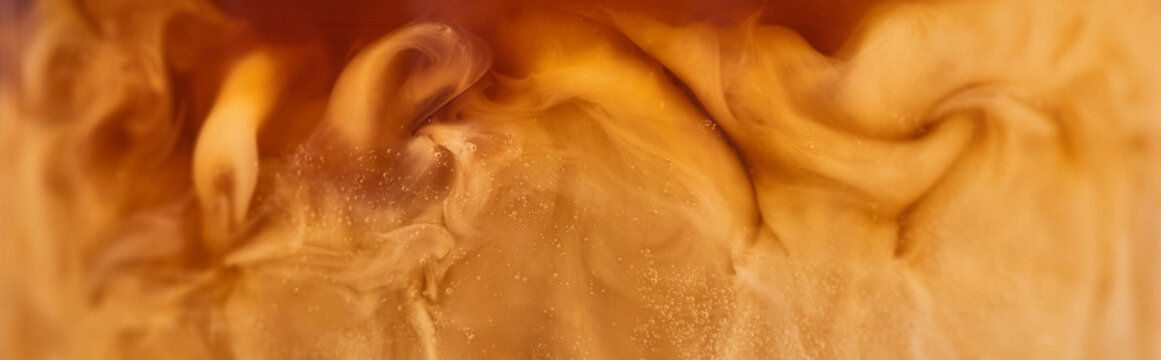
[1,0,1159,358]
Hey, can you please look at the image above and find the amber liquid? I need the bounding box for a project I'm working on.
[1,0,1159,358]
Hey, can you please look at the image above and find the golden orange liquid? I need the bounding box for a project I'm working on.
[1,0,1159,358]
